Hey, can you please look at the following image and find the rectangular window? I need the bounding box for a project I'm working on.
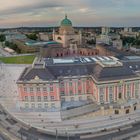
[118,85,122,93]
[109,86,114,103]
[100,94,104,104]
[37,87,41,92]
[31,96,34,102]
[126,84,131,99]
[31,103,35,108]
[24,87,27,92]
[43,87,47,92]
[69,82,72,87]
[30,87,33,93]
[127,84,130,90]
[60,91,65,96]
[44,96,48,101]
[51,103,55,108]
[38,103,42,108]
[25,96,28,101]
[99,87,105,94]
[50,87,53,92]
[60,82,64,88]
[37,96,41,102]
[109,87,114,93]
[44,103,48,108]
[51,96,54,100]
[109,93,113,103]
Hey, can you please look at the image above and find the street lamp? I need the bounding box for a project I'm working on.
[56,128,58,140]
[66,128,69,140]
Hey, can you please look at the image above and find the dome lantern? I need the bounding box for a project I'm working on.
[61,14,72,26]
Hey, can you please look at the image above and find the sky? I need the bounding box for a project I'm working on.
[0,0,140,28]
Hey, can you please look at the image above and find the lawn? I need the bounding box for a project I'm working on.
[0,55,36,64]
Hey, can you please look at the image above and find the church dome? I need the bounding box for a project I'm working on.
[61,15,72,26]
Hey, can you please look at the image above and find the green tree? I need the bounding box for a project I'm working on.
[5,41,10,46]
[121,36,135,46]
[26,33,38,40]
[5,41,21,53]
[0,34,6,42]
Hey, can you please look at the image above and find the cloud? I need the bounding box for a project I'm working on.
[0,0,140,27]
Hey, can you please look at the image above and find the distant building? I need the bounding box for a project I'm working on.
[112,39,123,50]
[96,32,122,47]
[121,27,139,38]
[101,27,110,35]
[96,43,132,56]
[38,32,52,41]
[13,39,44,53]
[124,27,132,33]
[96,34,111,45]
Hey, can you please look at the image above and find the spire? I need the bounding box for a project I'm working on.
[65,14,67,19]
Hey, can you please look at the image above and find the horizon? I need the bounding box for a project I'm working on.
[0,0,140,28]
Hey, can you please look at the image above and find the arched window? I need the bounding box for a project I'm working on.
[57,37,62,40]
[56,53,59,57]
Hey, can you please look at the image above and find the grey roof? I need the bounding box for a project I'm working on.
[18,67,56,81]
[18,58,140,83]
[92,63,137,81]
[47,64,92,77]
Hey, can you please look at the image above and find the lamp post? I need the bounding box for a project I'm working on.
[66,128,69,140]
[56,128,58,140]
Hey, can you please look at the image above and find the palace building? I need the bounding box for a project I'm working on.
[17,56,140,115]
[53,14,82,48]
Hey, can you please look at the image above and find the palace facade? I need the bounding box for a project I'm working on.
[17,56,140,115]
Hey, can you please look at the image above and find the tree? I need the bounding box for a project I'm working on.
[5,41,21,53]
[121,36,135,46]
[86,39,96,45]
[26,33,38,40]
[5,41,10,46]
[0,34,6,42]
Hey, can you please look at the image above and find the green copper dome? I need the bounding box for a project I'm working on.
[61,15,72,26]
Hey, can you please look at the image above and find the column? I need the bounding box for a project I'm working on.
[106,86,108,103]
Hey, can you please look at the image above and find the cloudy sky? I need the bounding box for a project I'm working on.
[0,0,140,27]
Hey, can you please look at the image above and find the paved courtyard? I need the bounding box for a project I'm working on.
[0,64,26,110]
